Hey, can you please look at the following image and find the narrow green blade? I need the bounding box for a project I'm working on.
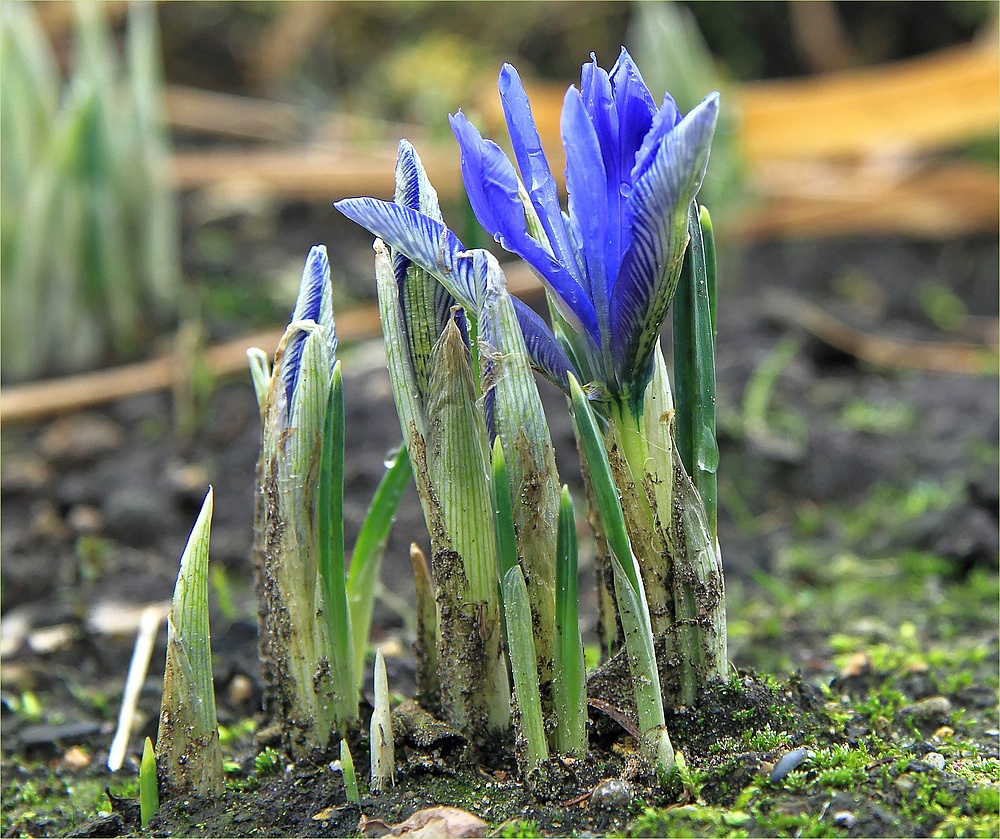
[568,374,638,594]
[672,201,719,539]
[553,486,586,757]
[491,436,519,581]
[347,445,412,688]
[139,736,159,828]
[502,566,549,772]
[318,361,356,727]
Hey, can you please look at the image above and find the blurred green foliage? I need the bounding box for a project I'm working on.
[1,2,179,382]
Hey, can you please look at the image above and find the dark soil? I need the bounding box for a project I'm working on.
[2,211,997,837]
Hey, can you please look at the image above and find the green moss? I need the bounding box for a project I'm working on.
[628,804,750,838]
[497,818,541,837]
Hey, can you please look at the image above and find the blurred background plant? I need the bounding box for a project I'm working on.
[0,1,179,383]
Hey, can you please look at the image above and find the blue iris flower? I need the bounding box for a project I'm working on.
[282,245,336,420]
[337,49,717,407]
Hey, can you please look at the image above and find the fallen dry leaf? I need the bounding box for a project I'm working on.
[360,806,488,838]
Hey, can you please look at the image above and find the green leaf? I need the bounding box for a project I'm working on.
[318,361,356,728]
[425,316,497,605]
[568,374,638,594]
[139,737,159,828]
[347,446,412,688]
[156,488,224,796]
[502,566,549,772]
[340,739,360,805]
[553,486,586,757]
[609,553,674,774]
[672,201,719,539]
[491,436,519,581]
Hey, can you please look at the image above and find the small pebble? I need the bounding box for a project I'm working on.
[589,778,633,812]
[38,414,124,463]
[833,811,857,829]
[67,504,104,535]
[895,776,915,793]
[925,752,945,771]
[227,673,253,706]
[1,455,52,494]
[933,726,954,741]
[62,745,91,769]
[896,696,952,722]
[769,747,810,783]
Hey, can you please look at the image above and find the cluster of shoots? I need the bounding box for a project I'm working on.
[336,47,726,774]
[0,2,179,381]
[145,46,726,812]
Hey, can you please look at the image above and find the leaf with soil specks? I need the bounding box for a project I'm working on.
[360,807,488,838]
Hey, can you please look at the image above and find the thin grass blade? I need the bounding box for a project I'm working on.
[609,553,674,774]
[491,437,519,580]
[553,486,587,757]
[346,446,412,688]
[672,201,719,539]
[568,374,638,594]
[501,566,549,773]
[318,362,357,728]
[340,739,360,805]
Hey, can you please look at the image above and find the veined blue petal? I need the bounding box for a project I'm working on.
[561,86,611,347]
[335,197,482,311]
[580,56,628,286]
[283,245,334,411]
[291,244,329,325]
[631,90,684,188]
[450,111,517,240]
[394,139,443,219]
[610,48,657,150]
[393,140,456,394]
[511,296,577,393]
[609,47,657,236]
[610,93,719,391]
[451,111,598,343]
[498,64,583,289]
[393,139,445,286]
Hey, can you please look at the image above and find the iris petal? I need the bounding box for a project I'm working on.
[335,197,483,310]
[561,86,611,344]
[610,93,719,392]
[451,111,599,343]
[283,245,334,411]
[631,91,683,187]
[608,48,657,244]
[510,296,577,393]
[450,112,516,242]
[498,64,583,290]
[581,56,631,287]
[393,141,456,396]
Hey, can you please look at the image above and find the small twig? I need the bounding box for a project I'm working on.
[0,266,543,426]
[107,604,169,772]
[561,789,594,808]
[769,293,999,375]
[587,697,642,740]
